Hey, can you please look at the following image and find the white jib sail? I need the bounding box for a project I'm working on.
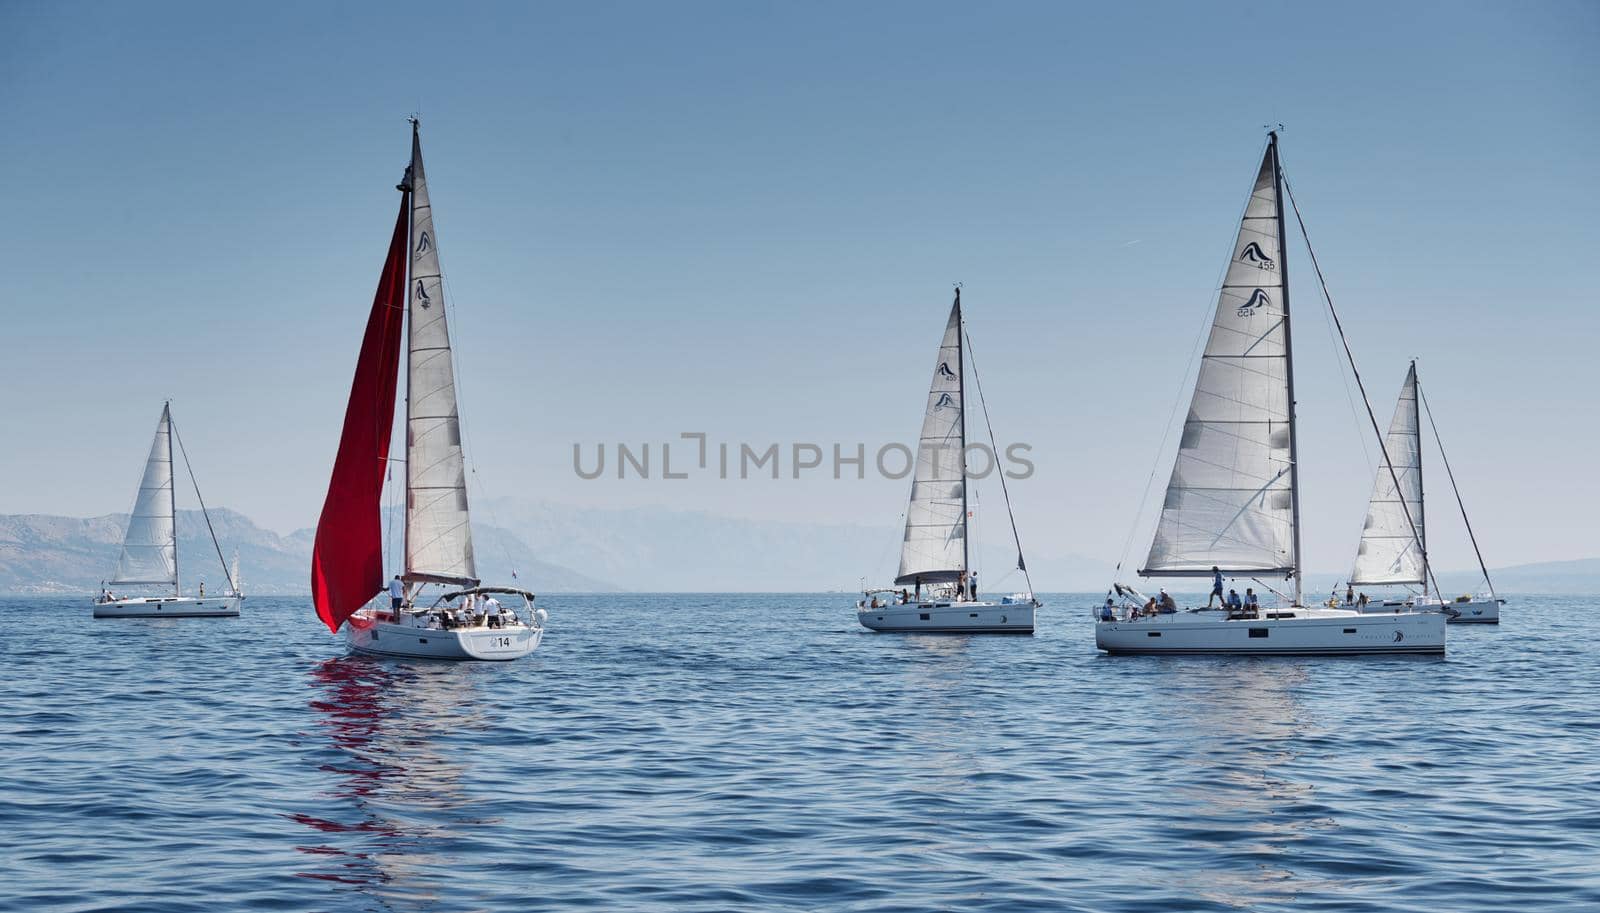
[1143,146,1297,576]
[111,403,178,586]
[896,298,966,586]
[404,127,476,583]
[1350,363,1425,586]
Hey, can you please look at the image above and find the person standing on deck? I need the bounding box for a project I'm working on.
[389,575,404,610]
[1206,566,1224,607]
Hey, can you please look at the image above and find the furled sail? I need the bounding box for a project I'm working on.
[403,124,477,584]
[896,294,967,586]
[311,193,410,633]
[1143,142,1298,577]
[111,403,177,586]
[1350,363,1425,586]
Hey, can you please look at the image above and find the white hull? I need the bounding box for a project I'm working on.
[93,595,242,618]
[1444,599,1500,624]
[1095,607,1445,655]
[1356,598,1501,625]
[858,599,1036,634]
[344,611,543,661]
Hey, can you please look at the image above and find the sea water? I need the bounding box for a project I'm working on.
[2,594,1596,912]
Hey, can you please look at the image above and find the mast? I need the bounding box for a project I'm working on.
[1413,360,1427,598]
[956,287,969,575]
[167,402,179,596]
[1270,131,1304,606]
[401,117,417,586]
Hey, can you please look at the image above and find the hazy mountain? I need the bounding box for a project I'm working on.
[1459,558,1600,595]
[4,503,1591,595]
[474,497,1119,592]
[478,497,896,591]
[0,509,616,595]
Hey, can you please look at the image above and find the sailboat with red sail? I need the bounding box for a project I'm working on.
[310,119,546,661]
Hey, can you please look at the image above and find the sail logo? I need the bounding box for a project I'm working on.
[1237,288,1270,318]
[1238,241,1276,270]
[415,231,432,255]
[934,393,956,410]
[415,279,432,310]
[937,362,956,379]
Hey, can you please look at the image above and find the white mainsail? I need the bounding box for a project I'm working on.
[896,297,967,586]
[1142,143,1298,578]
[1350,363,1425,587]
[111,403,178,587]
[403,126,476,584]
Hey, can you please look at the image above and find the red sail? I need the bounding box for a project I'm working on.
[311,193,409,633]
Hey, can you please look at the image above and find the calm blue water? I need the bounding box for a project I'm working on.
[2,594,1597,912]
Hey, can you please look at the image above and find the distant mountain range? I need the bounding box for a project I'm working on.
[2,503,1593,595]
[0,508,616,595]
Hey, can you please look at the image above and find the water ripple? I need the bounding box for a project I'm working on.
[1,594,1597,911]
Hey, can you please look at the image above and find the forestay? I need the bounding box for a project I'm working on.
[1143,145,1297,577]
[404,126,477,584]
[1350,363,1425,586]
[896,296,967,586]
[111,404,178,586]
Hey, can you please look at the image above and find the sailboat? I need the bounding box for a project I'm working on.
[1097,133,1445,655]
[857,289,1040,634]
[94,403,243,618]
[1348,362,1501,623]
[310,119,546,661]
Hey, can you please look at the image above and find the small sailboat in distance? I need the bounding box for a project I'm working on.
[1348,362,1502,623]
[857,288,1040,634]
[1098,132,1444,655]
[310,119,545,661]
[95,402,243,618]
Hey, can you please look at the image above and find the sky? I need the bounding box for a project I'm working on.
[3,0,1596,575]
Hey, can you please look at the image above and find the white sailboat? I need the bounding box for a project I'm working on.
[858,289,1040,634]
[310,119,546,661]
[94,403,244,618]
[1348,362,1501,623]
[1098,133,1445,655]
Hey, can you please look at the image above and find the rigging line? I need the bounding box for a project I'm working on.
[168,417,237,594]
[1281,175,1443,601]
[1315,253,1376,475]
[962,327,1034,597]
[384,459,396,575]
[1418,384,1496,598]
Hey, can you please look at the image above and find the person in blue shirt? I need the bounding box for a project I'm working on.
[1207,566,1224,607]
[1226,589,1243,612]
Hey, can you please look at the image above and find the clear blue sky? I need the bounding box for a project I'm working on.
[3,1,1596,572]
